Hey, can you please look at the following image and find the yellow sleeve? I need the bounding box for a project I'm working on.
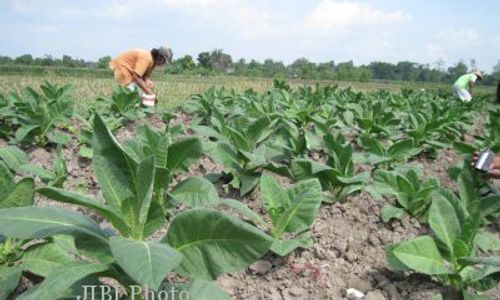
[134,52,153,77]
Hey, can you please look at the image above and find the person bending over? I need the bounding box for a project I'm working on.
[453,70,483,102]
[110,46,172,106]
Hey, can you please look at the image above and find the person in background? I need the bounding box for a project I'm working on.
[109,46,173,106]
[497,79,500,104]
[472,152,500,178]
[453,70,483,102]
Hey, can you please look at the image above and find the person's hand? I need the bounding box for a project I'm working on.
[471,151,500,178]
[490,169,500,179]
[143,87,153,95]
[471,151,479,168]
[146,79,154,89]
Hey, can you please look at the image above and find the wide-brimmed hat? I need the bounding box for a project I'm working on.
[474,70,483,79]
[158,46,173,63]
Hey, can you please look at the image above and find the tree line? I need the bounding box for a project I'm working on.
[1,51,499,85]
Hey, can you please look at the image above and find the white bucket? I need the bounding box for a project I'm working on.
[142,94,156,107]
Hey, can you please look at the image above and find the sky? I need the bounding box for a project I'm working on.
[0,0,499,72]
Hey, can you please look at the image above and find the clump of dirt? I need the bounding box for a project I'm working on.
[418,148,459,190]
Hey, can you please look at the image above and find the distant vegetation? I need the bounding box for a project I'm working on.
[1,50,499,85]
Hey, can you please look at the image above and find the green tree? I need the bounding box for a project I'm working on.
[15,54,33,65]
[97,56,112,68]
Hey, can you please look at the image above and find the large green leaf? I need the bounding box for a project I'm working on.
[428,195,461,254]
[381,204,406,223]
[1,178,34,209]
[0,207,107,240]
[480,195,500,217]
[275,179,323,235]
[458,174,476,207]
[17,261,108,300]
[0,161,14,197]
[392,235,450,275]
[109,237,183,291]
[206,141,238,169]
[170,177,220,208]
[164,208,273,280]
[136,156,155,227]
[270,231,314,256]
[218,198,267,228]
[260,173,289,224]
[21,242,74,277]
[0,145,28,170]
[239,171,261,195]
[92,114,137,209]
[160,279,232,300]
[0,265,22,300]
[165,137,203,172]
[37,187,129,235]
[372,170,398,195]
[360,135,385,156]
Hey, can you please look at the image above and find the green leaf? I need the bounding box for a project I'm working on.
[160,279,232,300]
[475,231,500,252]
[0,162,14,196]
[219,198,267,228]
[0,265,22,300]
[1,178,34,209]
[392,235,450,275]
[388,139,415,158]
[463,292,493,300]
[17,261,108,300]
[227,127,251,151]
[270,231,314,256]
[452,239,469,259]
[372,170,398,195]
[459,256,500,267]
[37,187,129,236]
[480,195,500,217]
[260,173,289,224]
[0,145,28,170]
[136,156,155,227]
[47,131,72,144]
[166,137,203,172]
[239,171,261,195]
[396,174,416,196]
[428,195,461,254]
[458,174,476,207]
[360,135,385,156]
[92,114,137,209]
[17,164,54,181]
[164,208,273,280]
[206,141,238,169]
[275,179,323,235]
[385,243,411,271]
[21,242,74,277]
[0,207,107,240]
[170,177,220,208]
[381,204,406,223]
[109,237,182,291]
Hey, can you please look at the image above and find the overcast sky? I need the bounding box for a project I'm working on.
[1,0,499,71]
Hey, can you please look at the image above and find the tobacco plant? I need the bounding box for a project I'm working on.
[0,114,273,299]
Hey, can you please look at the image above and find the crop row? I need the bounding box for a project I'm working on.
[0,81,499,299]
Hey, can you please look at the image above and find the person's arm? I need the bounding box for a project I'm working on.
[468,80,474,94]
[131,72,152,95]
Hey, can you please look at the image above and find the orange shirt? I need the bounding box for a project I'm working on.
[109,49,154,85]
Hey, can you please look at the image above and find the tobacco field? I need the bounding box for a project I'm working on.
[0,80,499,300]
